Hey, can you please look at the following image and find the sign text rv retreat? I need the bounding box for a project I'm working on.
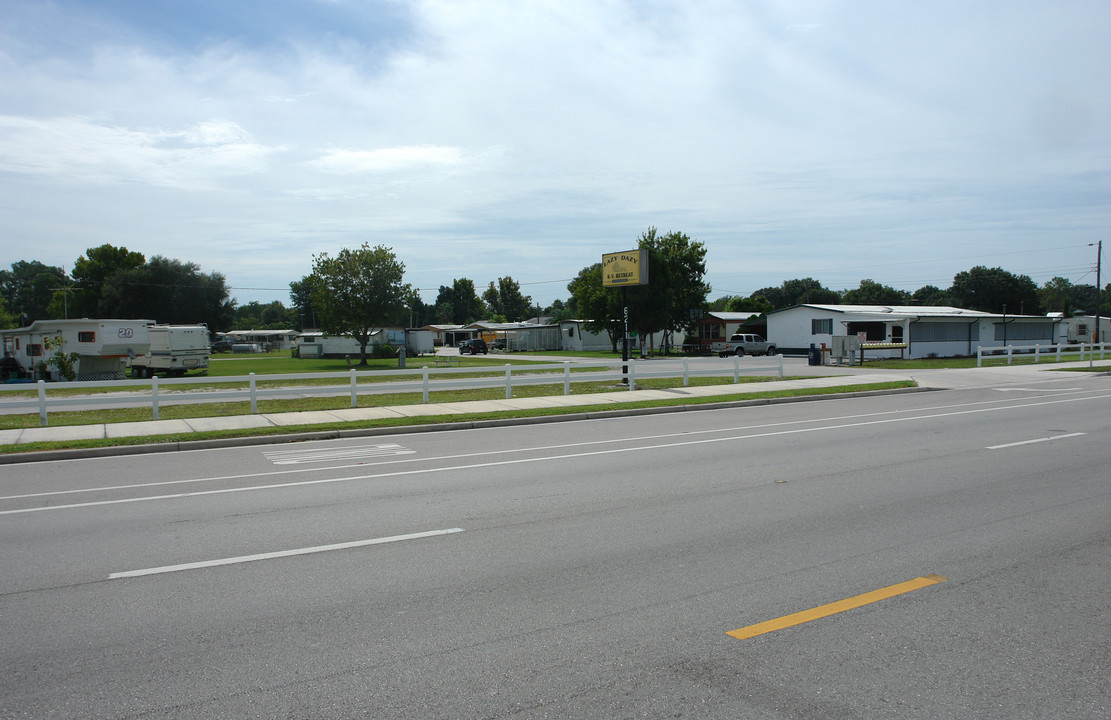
[602,249,649,288]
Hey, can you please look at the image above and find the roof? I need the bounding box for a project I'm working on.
[2,318,156,334]
[704,312,756,322]
[768,304,1052,320]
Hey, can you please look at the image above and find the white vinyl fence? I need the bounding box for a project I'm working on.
[1,356,783,427]
[976,342,1108,367]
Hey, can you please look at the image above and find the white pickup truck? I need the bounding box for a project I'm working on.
[713,333,777,357]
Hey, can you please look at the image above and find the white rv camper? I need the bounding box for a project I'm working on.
[129,324,211,377]
[0,319,154,381]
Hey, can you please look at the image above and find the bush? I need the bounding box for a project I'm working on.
[371,343,398,359]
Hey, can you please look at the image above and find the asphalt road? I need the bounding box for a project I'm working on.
[2,375,1109,718]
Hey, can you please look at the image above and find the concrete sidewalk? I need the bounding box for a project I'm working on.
[2,358,1106,455]
[0,372,916,449]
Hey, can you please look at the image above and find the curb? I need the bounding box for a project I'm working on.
[0,385,929,465]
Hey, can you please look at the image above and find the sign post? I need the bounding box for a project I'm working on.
[602,249,649,384]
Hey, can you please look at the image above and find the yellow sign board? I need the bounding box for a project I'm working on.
[602,249,649,287]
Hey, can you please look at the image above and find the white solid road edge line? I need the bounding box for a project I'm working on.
[986,432,1086,450]
[108,527,466,580]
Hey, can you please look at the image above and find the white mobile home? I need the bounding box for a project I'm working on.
[1051,314,1110,344]
[0,318,154,381]
[225,329,298,351]
[766,305,1058,359]
[559,320,613,352]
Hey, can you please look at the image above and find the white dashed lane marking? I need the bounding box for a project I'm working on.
[263,443,416,465]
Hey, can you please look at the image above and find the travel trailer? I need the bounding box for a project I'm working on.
[128,324,211,378]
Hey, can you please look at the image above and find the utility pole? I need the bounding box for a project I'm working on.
[1091,241,1102,368]
[50,284,74,319]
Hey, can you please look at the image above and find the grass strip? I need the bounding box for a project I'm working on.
[0,380,915,455]
[0,376,814,429]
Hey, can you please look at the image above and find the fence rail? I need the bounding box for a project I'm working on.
[976,342,1109,367]
[1,355,784,427]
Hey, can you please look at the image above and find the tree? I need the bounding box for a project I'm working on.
[483,276,533,322]
[752,278,840,310]
[568,229,710,353]
[1068,283,1100,316]
[544,298,574,323]
[1038,277,1074,316]
[949,266,1041,314]
[235,300,293,330]
[0,260,66,323]
[708,295,741,312]
[68,244,146,318]
[406,290,431,328]
[310,243,412,365]
[567,263,622,350]
[842,279,910,306]
[724,295,774,316]
[97,256,236,330]
[289,276,320,329]
[911,285,952,307]
[0,296,17,329]
[435,279,485,324]
[626,228,711,352]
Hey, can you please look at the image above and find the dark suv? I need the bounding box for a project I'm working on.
[459,338,488,355]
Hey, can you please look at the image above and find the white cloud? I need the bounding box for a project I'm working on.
[0,0,1109,307]
[0,115,273,189]
[311,145,464,173]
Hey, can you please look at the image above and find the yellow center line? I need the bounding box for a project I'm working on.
[727,574,947,640]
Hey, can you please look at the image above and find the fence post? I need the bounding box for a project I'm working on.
[250,372,257,414]
[683,357,689,386]
[1034,344,1040,363]
[733,355,740,383]
[777,354,784,378]
[1007,345,1013,364]
[350,369,358,408]
[505,364,512,399]
[563,362,571,395]
[1056,344,1062,362]
[422,366,430,403]
[151,376,159,420]
[628,358,636,391]
[37,380,47,427]
[977,347,983,368]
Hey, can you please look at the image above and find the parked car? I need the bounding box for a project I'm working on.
[458,338,488,355]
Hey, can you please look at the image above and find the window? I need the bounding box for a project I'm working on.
[994,323,1052,342]
[811,318,832,335]
[78,331,95,342]
[699,324,722,340]
[27,344,42,357]
[911,322,970,342]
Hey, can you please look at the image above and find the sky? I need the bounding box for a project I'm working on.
[2,0,1109,311]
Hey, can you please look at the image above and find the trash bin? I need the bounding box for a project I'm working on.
[808,343,822,366]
